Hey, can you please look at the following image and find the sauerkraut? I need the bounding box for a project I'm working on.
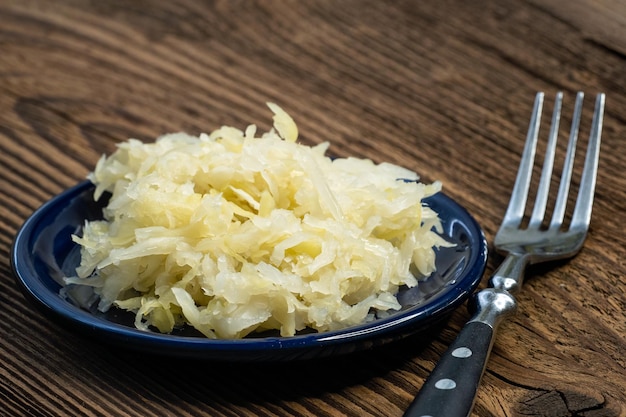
[67,103,451,339]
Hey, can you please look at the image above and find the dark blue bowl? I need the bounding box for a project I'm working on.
[11,181,487,361]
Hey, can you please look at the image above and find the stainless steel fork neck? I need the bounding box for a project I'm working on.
[488,253,532,294]
[468,253,529,329]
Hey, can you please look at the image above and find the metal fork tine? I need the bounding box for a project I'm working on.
[502,92,544,227]
[549,92,585,230]
[570,93,605,231]
[529,92,562,228]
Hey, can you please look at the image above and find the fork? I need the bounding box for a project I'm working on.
[403,91,605,417]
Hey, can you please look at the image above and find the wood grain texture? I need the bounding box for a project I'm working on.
[1,0,626,416]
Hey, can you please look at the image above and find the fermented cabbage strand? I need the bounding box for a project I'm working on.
[68,103,451,339]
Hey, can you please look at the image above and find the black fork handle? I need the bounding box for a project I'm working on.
[403,288,517,417]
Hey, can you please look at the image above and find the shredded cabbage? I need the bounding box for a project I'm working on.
[67,103,452,339]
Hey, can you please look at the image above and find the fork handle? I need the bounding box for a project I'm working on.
[403,289,516,417]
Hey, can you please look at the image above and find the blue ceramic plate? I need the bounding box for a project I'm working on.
[11,181,487,361]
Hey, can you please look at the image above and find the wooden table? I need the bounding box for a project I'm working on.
[1,1,625,416]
